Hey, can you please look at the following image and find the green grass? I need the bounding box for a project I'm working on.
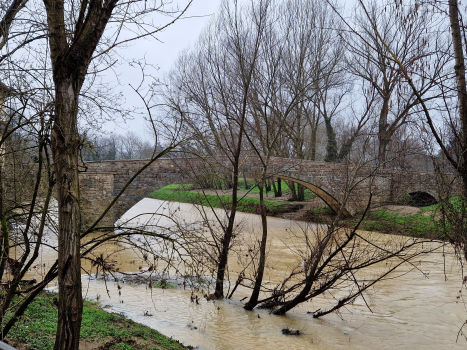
[242,180,316,200]
[150,185,457,240]
[304,202,444,239]
[161,184,194,191]
[357,197,467,238]
[441,195,466,210]
[6,292,188,350]
[349,207,439,238]
[150,184,289,215]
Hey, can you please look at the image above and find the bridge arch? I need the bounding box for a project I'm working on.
[399,191,438,207]
[265,174,352,218]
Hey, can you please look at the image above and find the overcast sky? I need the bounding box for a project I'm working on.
[100,1,223,137]
[101,0,356,138]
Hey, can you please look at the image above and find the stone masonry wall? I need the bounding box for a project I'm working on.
[79,172,114,227]
[82,159,188,226]
[80,156,459,226]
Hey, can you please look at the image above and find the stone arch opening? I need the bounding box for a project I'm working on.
[270,174,352,218]
[401,191,438,207]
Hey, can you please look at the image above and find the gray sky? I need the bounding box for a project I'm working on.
[101,1,223,137]
[101,0,356,138]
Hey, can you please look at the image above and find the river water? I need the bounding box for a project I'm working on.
[35,198,466,349]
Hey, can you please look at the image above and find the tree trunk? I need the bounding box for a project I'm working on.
[40,0,137,347]
[243,171,249,189]
[214,168,239,298]
[52,78,83,350]
[265,178,271,193]
[323,116,337,162]
[214,133,245,297]
[273,234,331,315]
[287,180,298,200]
[338,134,356,161]
[276,177,282,197]
[0,163,8,283]
[297,184,305,201]
[0,98,7,285]
[449,0,467,193]
[244,179,268,310]
[309,125,318,161]
[378,96,390,168]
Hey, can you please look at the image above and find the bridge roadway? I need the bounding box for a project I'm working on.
[79,156,456,227]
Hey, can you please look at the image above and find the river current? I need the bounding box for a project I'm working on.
[28,198,467,349]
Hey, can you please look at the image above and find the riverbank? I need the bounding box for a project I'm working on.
[5,292,189,350]
[6,199,463,350]
[150,184,442,239]
[149,184,308,216]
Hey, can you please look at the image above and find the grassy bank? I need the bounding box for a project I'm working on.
[356,197,466,238]
[6,292,188,350]
[149,184,454,239]
[353,206,439,238]
[306,203,441,238]
[149,184,301,216]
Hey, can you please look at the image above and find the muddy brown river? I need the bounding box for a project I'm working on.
[24,198,467,349]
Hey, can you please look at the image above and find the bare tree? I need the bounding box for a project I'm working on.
[345,0,447,168]
[343,0,467,253]
[115,131,152,160]
[1,0,193,348]
[81,133,118,161]
[270,211,435,315]
[164,0,271,299]
[0,71,59,338]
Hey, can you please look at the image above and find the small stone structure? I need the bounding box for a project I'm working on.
[80,157,459,227]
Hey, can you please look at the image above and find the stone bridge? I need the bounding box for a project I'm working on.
[79,157,457,227]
